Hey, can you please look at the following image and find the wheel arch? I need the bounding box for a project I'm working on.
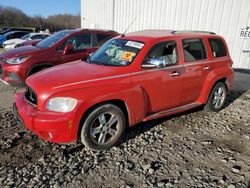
[199,76,229,104]
[27,63,54,77]
[77,99,130,139]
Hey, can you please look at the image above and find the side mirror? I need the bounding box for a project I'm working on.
[63,43,73,55]
[141,57,166,69]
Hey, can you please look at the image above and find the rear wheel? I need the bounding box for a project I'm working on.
[204,82,227,112]
[80,104,126,150]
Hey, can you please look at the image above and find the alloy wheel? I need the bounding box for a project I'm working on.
[212,86,226,109]
[90,112,119,144]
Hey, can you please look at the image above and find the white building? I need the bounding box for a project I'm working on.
[81,0,250,70]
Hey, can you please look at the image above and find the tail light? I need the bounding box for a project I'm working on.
[229,60,233,67]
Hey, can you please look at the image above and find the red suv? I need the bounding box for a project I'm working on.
[0,29,118,86]
[14,30,234,150]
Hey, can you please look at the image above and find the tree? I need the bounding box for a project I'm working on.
[0,5,80,32]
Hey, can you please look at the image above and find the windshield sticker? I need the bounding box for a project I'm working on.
[125,41,144,49]
[122,51,136,61]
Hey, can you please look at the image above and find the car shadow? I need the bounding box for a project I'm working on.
[224,90,247,108]
[118,106,203,148]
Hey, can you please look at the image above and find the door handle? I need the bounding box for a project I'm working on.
[169,71,180,77]
[203,66,211,70]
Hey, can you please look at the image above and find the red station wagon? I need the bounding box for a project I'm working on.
[14,30,234,150]
[0,29,118,86]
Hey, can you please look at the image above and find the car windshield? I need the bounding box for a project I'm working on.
[3,32,14,37]
[36,31,72,49]
[21,33,32,40]
[87,39,144,66]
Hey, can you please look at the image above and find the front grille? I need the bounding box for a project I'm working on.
[24,86,37,106]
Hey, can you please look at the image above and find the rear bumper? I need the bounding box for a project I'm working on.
[15,92,77,143]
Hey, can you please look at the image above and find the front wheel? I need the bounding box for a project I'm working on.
[204,82,228,112]
[80,104,126,151]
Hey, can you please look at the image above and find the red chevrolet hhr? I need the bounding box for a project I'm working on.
[14,30,234,150]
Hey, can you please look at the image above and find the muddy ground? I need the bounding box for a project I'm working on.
[0,69,250,187]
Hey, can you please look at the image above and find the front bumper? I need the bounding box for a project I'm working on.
[3,44,15,50]
[0,62,25,86]
[15,93,77,143]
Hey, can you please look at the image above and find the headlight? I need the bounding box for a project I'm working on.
[6,56,30,64]
[46,97,77,113]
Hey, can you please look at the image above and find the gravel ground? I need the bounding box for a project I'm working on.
[0,88,250,187]
[0,48,5,54]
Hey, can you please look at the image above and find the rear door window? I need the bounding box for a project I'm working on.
[31,35,40,40]
[182,39,207,62]
[209,38,227,57]
[16,32,28,38]
[96,34,113,46]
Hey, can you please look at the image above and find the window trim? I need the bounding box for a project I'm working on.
[182,38,208,62]
[142,40,179,67]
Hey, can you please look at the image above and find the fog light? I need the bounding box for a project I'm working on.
[7,72,21,81]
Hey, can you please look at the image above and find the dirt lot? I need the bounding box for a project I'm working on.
[0,64,250,187]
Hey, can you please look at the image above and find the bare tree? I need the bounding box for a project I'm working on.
[0,5,80,32]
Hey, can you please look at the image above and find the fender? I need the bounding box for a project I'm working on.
[197,66,234,104]
[51,84,149,140]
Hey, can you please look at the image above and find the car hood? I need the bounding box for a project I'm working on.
[0,45,42,58]
[27,61,131,96]
[3,39,24,45]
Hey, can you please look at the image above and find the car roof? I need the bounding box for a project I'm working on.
[57,28,119,34]
[121,29,217,42]
[4,30,29,35]
[31,33,50,36]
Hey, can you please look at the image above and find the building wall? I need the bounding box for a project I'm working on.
[81,0,250,69]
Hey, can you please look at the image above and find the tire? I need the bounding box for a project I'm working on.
[80,104,126,151]
[204,82,227,112]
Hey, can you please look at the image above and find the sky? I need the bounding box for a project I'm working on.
[0,0,81,17]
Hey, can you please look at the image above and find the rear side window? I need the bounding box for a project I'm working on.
[182,39,207,62]
[209,38,227,57]
[96,34,113,46]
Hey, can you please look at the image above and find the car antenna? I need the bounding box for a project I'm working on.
[121,17,136,37]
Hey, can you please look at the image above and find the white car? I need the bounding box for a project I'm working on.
[3,33,50,50]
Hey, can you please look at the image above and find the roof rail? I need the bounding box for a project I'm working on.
[171,30,216,35]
